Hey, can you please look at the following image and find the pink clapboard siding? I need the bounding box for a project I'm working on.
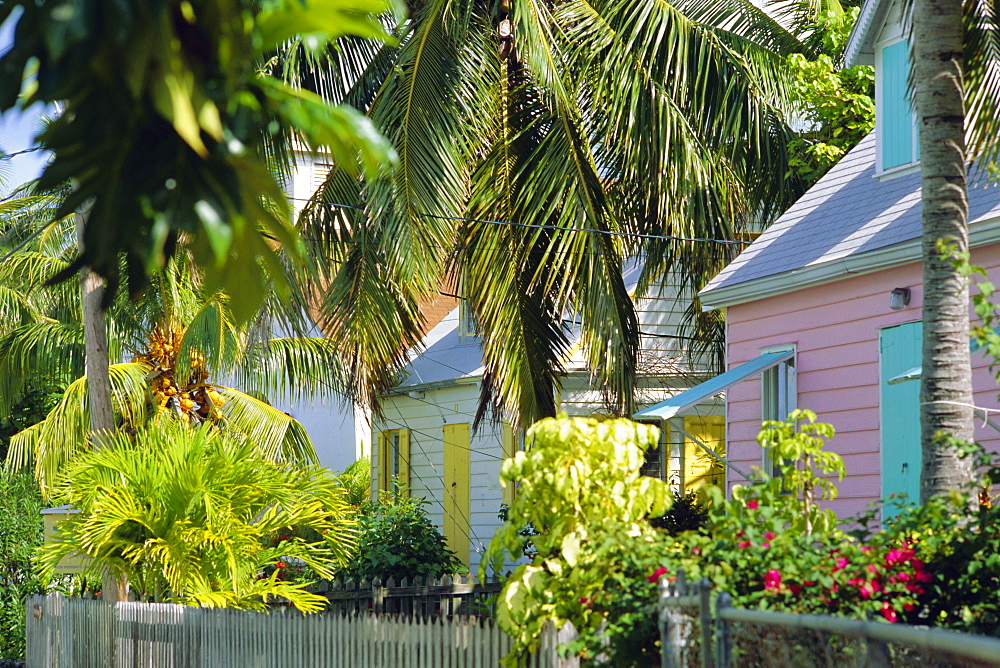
[725,241,1000,516]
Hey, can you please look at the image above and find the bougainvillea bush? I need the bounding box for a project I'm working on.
[488,411,1000,665]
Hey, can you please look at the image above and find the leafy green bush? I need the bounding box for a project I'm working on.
[0,471,44,660]
[488,411,948,665]
[649,491,709,535]
[340,489,462,583]
[483,416,670,665]
[37,420,357,612]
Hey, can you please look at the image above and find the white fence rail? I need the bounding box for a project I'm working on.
[26,594,577,668]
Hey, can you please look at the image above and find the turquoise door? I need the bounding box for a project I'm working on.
[880,322,922,504]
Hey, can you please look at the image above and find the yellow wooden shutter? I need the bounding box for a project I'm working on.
[443,423,471,566]
[682,417,725,493]
[398,429,410,494]
[376,431,388,493]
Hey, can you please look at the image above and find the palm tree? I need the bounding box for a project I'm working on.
[36,421,357,612]
[284,0,839,427]
[914,0,1000,500]
[0,209,350,492]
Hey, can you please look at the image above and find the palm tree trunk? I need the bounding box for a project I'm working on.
[75,209,115,439]
[913,0,976,502]
[76,207,126,601]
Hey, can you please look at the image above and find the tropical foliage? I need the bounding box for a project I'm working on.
[341,488,463,582]
[287,0,859,425]
[0,0,398,323]
[482,416,670,663]
[0,203,353,491]
[36,421,357,613]
[0,471,44,660]
[485,412,1000,665]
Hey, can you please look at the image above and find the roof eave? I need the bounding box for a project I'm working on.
[700,216,1000,311]
[843,0,891,68]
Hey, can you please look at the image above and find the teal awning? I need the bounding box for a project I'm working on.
[633,350,794,420]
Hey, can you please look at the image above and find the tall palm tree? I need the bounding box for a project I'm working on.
[913,0,1000,500]
[283,0,835,427]
[0,209,350,492]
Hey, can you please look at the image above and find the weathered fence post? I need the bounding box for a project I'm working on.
[698,579,712,668]
[660,568,687,668]
[715,592,732,668]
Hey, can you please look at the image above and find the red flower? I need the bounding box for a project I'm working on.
[648,567,669,583]
[880,602,898,623]
[914,570,932,583]
[275,561,286,569]
[764,569,782,591]
[579,597,592,609]
[789,584,801,595]
[746,499,759,510]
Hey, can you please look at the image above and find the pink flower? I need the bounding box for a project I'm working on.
[761,542,770,549]
[738,540,752,549]
[648,567,669,584]
[746,499,759,510]
[857,580,881,600]
[833,557,849,572]
[866,564,880,575]
[764,531,775,541]
[764,569,782,591]
[861,546,873,554]
[880,602,898,623]
[915,570,932,583]
[692,546,702,556]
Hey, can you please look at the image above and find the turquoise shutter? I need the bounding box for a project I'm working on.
[880,322,922,505]
[880,40,915,170]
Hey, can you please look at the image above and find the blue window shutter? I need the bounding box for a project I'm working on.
[880,321,922,505]
[880,40,914,170]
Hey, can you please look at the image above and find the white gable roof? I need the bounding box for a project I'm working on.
[700,132,1000,310]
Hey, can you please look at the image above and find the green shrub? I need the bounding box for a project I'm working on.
[37,421,357,613]
[0,471,44,660]
[649,491,709,536]
[340,489,462,583]
[483,416,670,665]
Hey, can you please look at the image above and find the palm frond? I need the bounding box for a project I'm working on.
[9,362,153,493]
[215,387,318,464]
[964,0,1000,173]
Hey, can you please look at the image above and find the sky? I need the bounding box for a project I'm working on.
[0,12,52,196]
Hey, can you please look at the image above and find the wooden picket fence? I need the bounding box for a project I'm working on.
[313,574,503,616]
[26,593,578,668]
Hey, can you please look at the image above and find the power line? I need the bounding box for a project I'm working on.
[290,196,752,246]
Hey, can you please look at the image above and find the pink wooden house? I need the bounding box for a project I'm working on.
[635,0,1000,517]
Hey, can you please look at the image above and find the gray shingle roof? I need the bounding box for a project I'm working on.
[701,131,1000,297]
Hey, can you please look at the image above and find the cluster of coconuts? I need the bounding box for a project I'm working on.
[134,325,226,422]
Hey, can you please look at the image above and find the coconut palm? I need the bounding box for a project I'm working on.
[282,0,842,427]
[36,421,357,612]
[913,0,1000,500]
[0,207,350,492]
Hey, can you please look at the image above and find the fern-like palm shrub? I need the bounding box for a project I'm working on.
[36,420,357,612]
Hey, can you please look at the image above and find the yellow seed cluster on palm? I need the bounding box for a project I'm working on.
[132,324,226,422]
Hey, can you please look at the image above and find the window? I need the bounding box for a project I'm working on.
[878,38,920,172]
[377,429,410,493]
[458,300,476,338]
[640,423,669,480]
[761,347,796,476]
